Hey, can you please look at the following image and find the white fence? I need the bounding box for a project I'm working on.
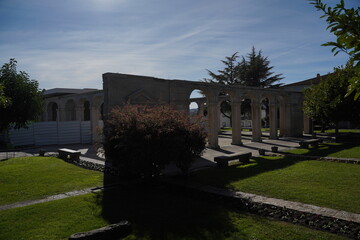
[7,121,92,147]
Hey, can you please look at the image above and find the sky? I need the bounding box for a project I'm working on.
[0,0,358,91]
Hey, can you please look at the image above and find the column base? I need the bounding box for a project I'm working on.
[207,143,220,149]
[231,141,243,146]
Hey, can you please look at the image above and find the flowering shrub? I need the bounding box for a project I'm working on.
[103,104,207,179]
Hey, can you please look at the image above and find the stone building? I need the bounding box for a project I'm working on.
[103,73,304,148]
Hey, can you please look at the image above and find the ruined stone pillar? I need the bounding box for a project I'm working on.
[269,98,278,139]
[76,106,83,121]
[90,106,100,143]
[197,100,205,116]
[278,101,285,137]
[231,100,242,145]
[251,98,262,142]
[207,100,220,149]
[59,107,66,121]
[280,103,292,137]
[303,114,313,134]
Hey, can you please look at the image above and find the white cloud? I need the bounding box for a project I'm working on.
[0,0,351,90]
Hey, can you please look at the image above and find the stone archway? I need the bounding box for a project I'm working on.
[47,102,58,121]
[103,73,304,148]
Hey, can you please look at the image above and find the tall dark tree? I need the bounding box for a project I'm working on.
[0,59,44,132]
[238,47,284,88]
[204,52,240,85]
[203,52,240,119]
[204,47,283,122]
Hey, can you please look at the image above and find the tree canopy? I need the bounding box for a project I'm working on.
[310,0,360,99]
[204,47,283,88]
[0,59,44,132]
[204,47,283,120]
[303,63,360,135]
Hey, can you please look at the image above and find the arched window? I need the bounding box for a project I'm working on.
[47,102,58,121]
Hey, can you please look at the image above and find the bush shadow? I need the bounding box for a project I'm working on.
[97,177,245,240]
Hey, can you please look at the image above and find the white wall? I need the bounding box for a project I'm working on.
[8,121,92,147]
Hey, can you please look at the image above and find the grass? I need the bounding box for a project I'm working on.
[0,156,103,205]
[190,156,360,213]
[220,127,270,132]
[0,184,348,240]
[314,129,360,133]
[286,142,360,158]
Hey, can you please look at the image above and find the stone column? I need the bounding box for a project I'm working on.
[303,114,313,134]
[231,100,242,145]
[278,101,285,137]
[90,106,100,143]
[269,98,278,139]
[280,103,292,137]
[207,99,220,149]
[76,106,83,121]
[251,98,262,142]
[59,107,66,122]
[197,100,205,116]
[56,108,60,122]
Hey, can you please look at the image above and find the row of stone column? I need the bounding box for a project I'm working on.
[204,96,288,149]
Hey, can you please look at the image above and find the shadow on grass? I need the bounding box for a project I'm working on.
[286,142,360,158]
[97,178,244,240]
[189,156,300,189]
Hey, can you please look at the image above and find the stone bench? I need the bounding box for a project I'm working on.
[58,148,81,161]
[299,138,322,148]
[214,152,252,167]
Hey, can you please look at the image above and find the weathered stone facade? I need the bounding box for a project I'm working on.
[43,89,104,142]
[103,73,304,148]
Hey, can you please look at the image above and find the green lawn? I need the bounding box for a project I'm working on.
[314,129,360,133]
[0,184,348,240]
[0,157,103,205]
[191,156,360,213]
[286,142,360,158]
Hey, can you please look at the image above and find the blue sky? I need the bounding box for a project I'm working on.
[0,0,357,90]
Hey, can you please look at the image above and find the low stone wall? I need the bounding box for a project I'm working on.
[62,157,105,172]
[69,221,131,240]
[164,179,360,240]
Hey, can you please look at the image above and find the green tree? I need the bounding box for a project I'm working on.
[0,59,44,132]
[310,0,360,99]
[203,52,239,119]
[238,47,284,88]
[0,84,10,108]
[303,63,360,138]
[204,52,240,85]
[204,47,283,88]
[204,47,283,122]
